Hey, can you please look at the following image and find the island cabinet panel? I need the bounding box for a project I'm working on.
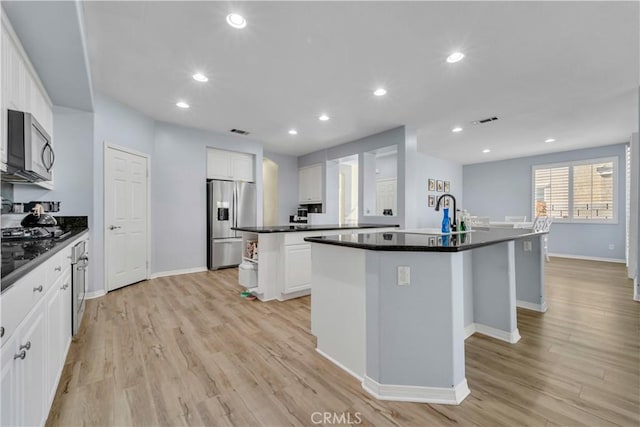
[283,244,312,293]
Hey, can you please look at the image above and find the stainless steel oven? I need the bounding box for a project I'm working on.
[71,240,88,336]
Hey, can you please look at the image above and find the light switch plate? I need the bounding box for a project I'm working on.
[524,240,532,251]
[397,266,410,286]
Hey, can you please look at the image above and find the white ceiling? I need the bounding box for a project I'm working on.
[82,1,639,164]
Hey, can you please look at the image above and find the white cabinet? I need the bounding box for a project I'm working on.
[45,271,71,405]
[298,164,323,204]
[0,234,82,427]
[1,332,19,427]
[1,298,48,427]
[0,13,54,177]
[284,244,312,293]
[207,148,255,182]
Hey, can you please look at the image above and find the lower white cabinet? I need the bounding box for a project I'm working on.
[1,296,47,427]
[284,244,312,293]
[0,236,79,427]
[45,271,71,405]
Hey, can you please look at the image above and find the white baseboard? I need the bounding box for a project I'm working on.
[516,300,548,312]
[634,276,639,302]
[316,348,363,381]
[548,253,625,264]
[85,290,106,299]
[464,323,476,339]
[362,376,470,405]
[149,266,207,280]
[472,323,521,344]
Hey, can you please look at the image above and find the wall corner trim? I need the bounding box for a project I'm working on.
[362,376,470,405]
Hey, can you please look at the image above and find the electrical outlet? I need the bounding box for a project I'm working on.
[523,240,532,252]
[397,266,410,286]
[608,244,615,250]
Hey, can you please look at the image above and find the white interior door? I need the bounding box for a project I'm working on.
[105,146,149,292]
[376,178,397,216]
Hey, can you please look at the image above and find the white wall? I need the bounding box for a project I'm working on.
[299,126,414,227]
[264,151,299,224]
[88,92,265,293]
[91,93,156,294]
[152,121,263,274]
[464,143,628,260]
[13,106,94,216]
[414,152,463,229]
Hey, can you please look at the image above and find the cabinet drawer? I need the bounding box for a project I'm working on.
[0,265,46,348]
[45,251,67,288]
[284,231,320,245]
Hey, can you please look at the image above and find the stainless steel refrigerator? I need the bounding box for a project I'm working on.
[207,180,257,270]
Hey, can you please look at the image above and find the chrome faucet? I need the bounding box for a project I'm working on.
[435,194,457,232]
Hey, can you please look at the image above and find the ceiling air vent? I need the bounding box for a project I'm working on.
[230,128,251,136]
[471,117,499,125]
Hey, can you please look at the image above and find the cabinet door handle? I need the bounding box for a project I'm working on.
[14,351,26,360]
[19,341,31,351]
[33,285,44,293]
[54,266,62,272]
[109,225,122,230]
[0,326,4,338]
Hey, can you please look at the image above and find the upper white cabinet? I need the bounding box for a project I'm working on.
[0,12,54,175]
[207,148,255,182]
[298,164,323,204]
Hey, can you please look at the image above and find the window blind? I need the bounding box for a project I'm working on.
[573,161,614,220]
[532,156,617,223]
[534,166,569,219]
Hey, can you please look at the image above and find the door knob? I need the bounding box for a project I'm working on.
[109,225,122,230]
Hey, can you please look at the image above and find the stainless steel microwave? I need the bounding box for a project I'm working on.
[4,109,54,182]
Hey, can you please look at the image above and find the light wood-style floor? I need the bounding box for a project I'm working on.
[46,257,639,426]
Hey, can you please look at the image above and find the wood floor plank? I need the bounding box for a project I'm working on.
[46,257,640,426]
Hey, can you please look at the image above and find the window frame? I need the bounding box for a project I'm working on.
[531,156,619,225]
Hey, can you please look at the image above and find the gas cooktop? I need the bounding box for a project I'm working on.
[1,226,65,241]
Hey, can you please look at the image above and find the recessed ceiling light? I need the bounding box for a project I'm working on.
[288,129,298,135]
[373,88,387,97]
[192,73,208,82]
[545,138,556,143]
[451,127,463,133]
[226,13,247,29]
[176,101,190,109]
[319,114,330,121]
[482,149,491,154]
[446,52,465,63]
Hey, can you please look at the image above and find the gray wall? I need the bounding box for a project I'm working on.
[264,151,299,224]
[299,126,414,227]
[13,106,94,217]
[88,93,264,293]
[152,121,263,274]
[91,93,156,294]
[414,152,463,229]
[463,143,627,260]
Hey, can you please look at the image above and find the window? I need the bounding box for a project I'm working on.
[532,157,618,223]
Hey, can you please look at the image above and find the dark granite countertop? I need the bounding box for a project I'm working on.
[2,216,90,293]
[304,227,546,252]
[232,223,399,233]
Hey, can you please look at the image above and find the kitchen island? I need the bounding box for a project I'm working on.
[305,227,548,404]
[232,224,398,301]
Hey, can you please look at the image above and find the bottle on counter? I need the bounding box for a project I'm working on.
[441,207,450,233]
